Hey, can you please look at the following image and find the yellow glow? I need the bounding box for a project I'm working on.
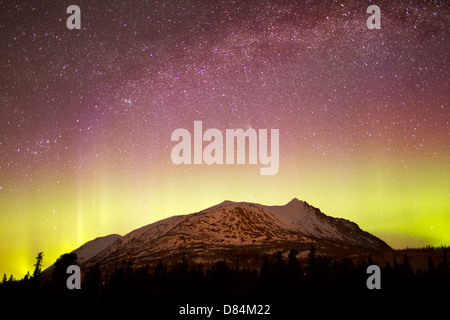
[1,149,448,279]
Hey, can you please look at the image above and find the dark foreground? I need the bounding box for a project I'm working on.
[1,246,448,309]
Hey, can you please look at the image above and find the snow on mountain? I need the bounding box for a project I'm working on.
[72,234,122,264]
[266,198,385,247]
[42,234,121,277]
[82,199,390,270]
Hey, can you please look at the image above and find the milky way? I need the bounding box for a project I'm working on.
[0,0,449,277]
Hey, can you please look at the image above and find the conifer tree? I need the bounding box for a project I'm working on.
[33,252,44,278]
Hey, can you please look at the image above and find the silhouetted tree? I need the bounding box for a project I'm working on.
[83,262,102,299]
[286,249,304,297]
[206,260,234,299]
[437,249,448,275]
[166,253,190,299]
[32,252,44,279]
[23,271,31,281]
[150,259,167,298]
[307,244,316,274]
[187,263,205,299]
[259,254,273,298]
[48,252,78,299]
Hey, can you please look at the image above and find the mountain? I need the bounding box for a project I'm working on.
[70,234,122,265]
[43,234,121,276]
[81,199,390,271]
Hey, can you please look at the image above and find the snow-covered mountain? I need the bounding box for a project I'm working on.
[266,198,385,246]
[71,234,122,265]
[43,234,121,276]
[81,199,390,270]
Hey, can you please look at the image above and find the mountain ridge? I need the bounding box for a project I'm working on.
[78,198,390,271]
[43,234,121,277]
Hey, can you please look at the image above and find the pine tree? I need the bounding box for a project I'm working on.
[32,252,44,278]
[307,244,317,275]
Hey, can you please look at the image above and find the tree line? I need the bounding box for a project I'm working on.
[1,246,448,301]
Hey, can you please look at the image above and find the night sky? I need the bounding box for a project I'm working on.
[0,0,449,277]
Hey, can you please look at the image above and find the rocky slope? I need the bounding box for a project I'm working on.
[81,199,390,270]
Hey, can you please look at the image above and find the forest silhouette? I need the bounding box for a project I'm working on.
[1,245,448,302]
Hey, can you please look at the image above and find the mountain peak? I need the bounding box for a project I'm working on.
[218,198,304,208]
[286,198,304,205]
[81,198,391,271]
[219,200,237,206]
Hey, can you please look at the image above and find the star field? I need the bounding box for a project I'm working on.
[0,0,449,277]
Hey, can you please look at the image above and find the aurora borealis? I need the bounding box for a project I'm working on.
[0,0,449,278]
